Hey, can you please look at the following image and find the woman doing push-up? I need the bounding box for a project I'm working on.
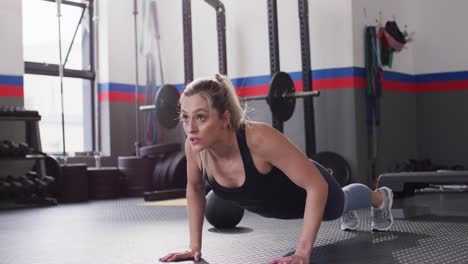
[159,74,393,264]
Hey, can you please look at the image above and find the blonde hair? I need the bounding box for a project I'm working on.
[181,73,247,130]
[181,74,249,178]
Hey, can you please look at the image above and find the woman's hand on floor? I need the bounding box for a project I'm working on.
[269,253,309,264]
[159,249,202,262]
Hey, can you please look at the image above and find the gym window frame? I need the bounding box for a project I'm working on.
[23,0,96,156]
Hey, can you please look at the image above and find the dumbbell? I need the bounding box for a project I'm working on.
[0,142,8,157]
[17,176,36,201]
[1,140,21,157]
[5,175,26,200]
[0,179,13,200]
[17,142,33,156]
[26,171,49,198]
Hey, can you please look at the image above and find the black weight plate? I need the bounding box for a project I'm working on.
[267,71,296,122]
[144,188,186,201]
[152,159,166,190]
[153,152,176,190]
[155,84,180,129]
[139,143,181,157]
[161,151,181,189]
[166,151,187,189]
[312,151,351,187]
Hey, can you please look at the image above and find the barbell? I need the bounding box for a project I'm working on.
[241,71,319,122]
[139,71,319,127]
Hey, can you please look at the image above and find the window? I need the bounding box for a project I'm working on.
[22,0,94,155]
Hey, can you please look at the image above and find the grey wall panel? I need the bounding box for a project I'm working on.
[314,89,363,183]
[284,99,306,152]
[99,101,111,155]
[109,102,139,157]
[374,91,419,176]
[354,89,372,185]
[0,98,23,107]
[418,91,468,168]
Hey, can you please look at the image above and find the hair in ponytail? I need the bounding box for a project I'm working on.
[181,73,248,130]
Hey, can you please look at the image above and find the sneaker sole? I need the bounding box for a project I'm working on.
[371,187,394,232]
[341,226,358,231]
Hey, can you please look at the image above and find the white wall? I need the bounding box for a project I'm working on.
[310,0,354,69]
[148,0,355,82]
[410,0,468,74]
[0,0,23,76]
[94,0,356,86]
[101,0,140,84]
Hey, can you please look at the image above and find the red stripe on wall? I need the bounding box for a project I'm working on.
[236,84,269,98]
[294,81,304,91]
[99,91,145,103]
[415,80,468,93]
[313,77,363,90]
[0,85,23,97]
[295,78,365,91]
[381,80,468,93]
[235,77,365,98]
[382,80,418,93]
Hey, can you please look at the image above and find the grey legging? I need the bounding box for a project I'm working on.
[312,160,372,221]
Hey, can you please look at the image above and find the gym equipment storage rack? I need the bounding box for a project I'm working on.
[0,109,57,207]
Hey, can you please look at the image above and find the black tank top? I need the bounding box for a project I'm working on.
[205,125,307,219]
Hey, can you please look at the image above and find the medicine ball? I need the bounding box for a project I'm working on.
[205,191,244,229]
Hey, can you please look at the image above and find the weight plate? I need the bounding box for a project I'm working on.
[152,158,166,190]
[153,152,177,190]
[312,151,352,187]
[267,71,296,122]
[166,151,187,189]
[161,151,182,189]
[155,84,180,129]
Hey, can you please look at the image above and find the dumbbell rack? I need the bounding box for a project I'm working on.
[0,111,57,207]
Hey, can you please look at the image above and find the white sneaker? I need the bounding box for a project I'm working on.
[340,210,359,231]
[371,187,394,232]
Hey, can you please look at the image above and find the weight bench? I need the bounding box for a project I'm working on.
[378,170,468,197]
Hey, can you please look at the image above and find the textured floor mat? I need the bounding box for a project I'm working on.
[0,198,467,264]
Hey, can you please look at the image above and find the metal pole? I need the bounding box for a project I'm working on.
[204,0,227,75]
[182,0,193,84]
[63,7,86,67]
[267,0,283,132]
[93,0,101,161]
[133,0,141,156]
[56,0,66,157]
[298,0,316,157]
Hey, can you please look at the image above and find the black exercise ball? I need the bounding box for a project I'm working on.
[205,191,244,228]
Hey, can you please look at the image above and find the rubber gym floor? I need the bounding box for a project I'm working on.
[1,189,467,264]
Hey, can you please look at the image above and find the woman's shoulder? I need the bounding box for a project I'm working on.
[244,121,272,134]
[244,121,279,147]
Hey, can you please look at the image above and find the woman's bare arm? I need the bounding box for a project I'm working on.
[185,138,206,253]
[160,139,206,262]
[247,123,328,259]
